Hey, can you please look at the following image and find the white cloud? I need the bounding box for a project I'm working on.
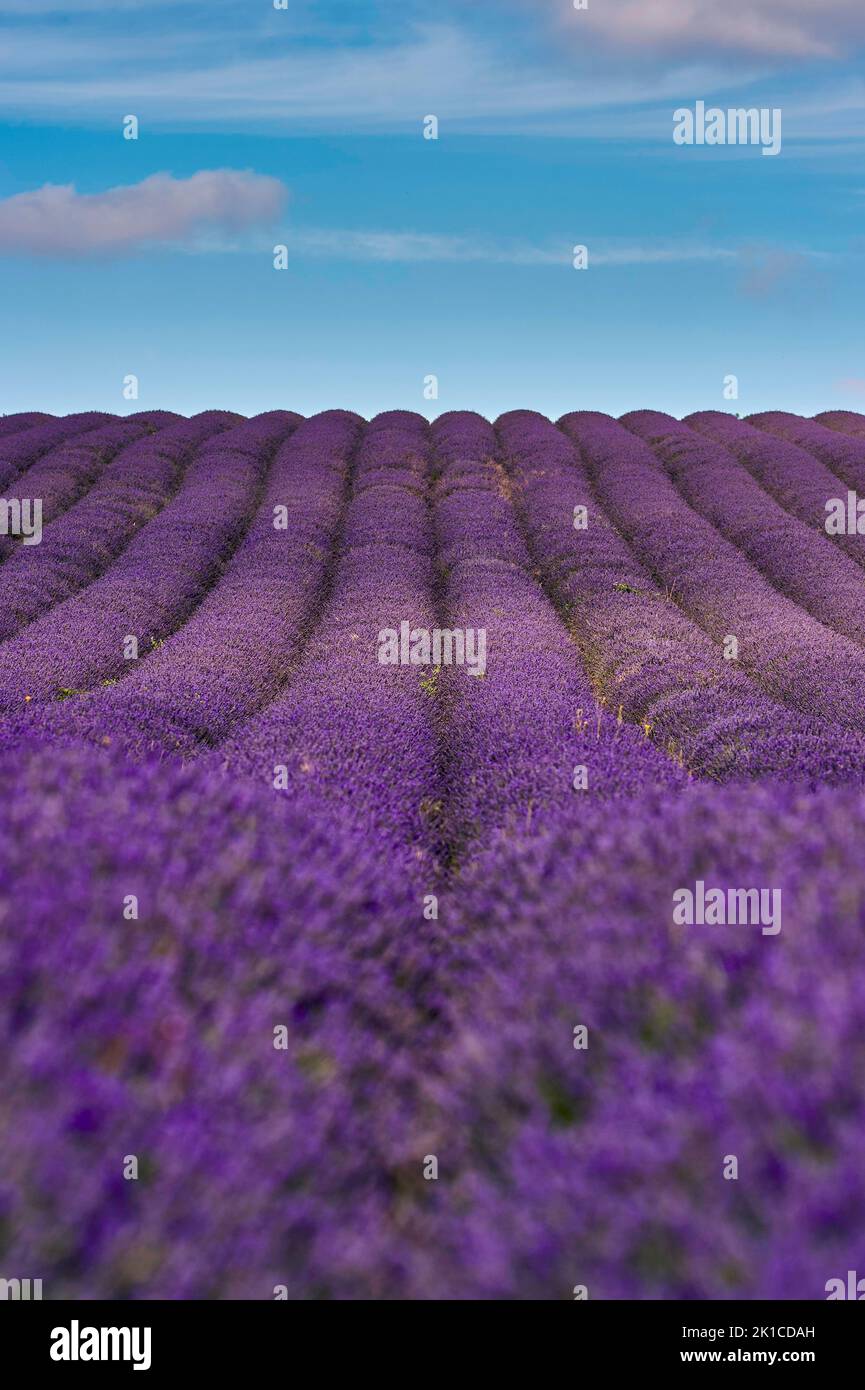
[549,0,865,61]
[0,170,286,256]
[172,225,751,265]
[285,228,740,267]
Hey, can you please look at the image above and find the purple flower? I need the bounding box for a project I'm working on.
[2,407,864,1301]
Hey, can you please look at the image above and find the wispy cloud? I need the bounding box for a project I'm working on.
[286,229,561,265]
[281,229,835,302]
[544,0,865,61]
[0,21,779,131]
[0,26,576,124]
[283,229,740,267]
[0,170,286,256]
[0,3,860,142]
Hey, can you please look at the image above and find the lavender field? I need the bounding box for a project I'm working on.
[2,405,865,1301]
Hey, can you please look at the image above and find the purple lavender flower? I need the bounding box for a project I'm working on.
[2,406,865,1303]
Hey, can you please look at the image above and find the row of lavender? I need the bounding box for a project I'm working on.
[8,405,865,785]
[2,406,865,1298]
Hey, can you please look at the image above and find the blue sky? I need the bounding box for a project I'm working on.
[0,0,863,418]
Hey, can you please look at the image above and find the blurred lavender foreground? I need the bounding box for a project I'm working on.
[1,407,864,1300]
